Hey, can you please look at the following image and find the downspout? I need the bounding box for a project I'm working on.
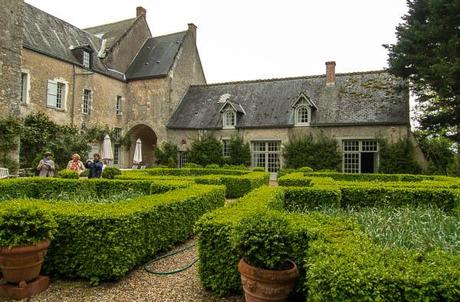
[71,65,76,127]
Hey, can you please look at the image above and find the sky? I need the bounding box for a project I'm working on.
[26,0,409,84]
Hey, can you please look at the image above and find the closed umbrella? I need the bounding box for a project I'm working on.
[133,138,142,164]
[102,134,114,163]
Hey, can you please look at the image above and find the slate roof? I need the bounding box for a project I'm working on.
[84,18,137,51]
[22,3,125,80]
[126,31,187,80]
[167,71,409,129]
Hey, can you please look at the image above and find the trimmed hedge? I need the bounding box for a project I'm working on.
[302,172,436,182]
[0,184,225,284]
[194,172,269,198]
[284,187,341,212]
[145,168,248,176]
[278,172,313,187]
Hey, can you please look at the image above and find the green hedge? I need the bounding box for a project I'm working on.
[194,172,269,198]
[302,172,436,182]
[0,184,225,284]
[278,172,313,187]
[284,187,341,212]
[145,168,249,176]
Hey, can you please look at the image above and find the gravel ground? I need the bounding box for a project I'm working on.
[1,239,243,302]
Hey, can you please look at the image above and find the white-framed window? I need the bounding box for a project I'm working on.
[20,72,30,105]
[251,141,281,172]
[113,144,121,165]
[83,89,92,115]
[223,110,236,128]
[116,95,122,115]
[222,139,230,156]
[295,105,310,125]
[83,51,90,69]
[47,80,66,109]
[342,139,378,173]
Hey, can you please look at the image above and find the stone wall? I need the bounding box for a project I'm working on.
[0,0,22,117]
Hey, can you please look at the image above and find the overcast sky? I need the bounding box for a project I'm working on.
[25,0,409,84]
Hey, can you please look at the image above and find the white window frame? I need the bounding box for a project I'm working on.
[251,140,281,172]
[222,139,230,156]
[223,109,236,129]
[116,95,123,115]
[83,51,90,69]
[20,70,30,105]
[113,144,122,165]
[342,139,379,173]
[82,89,92,115]
[294,97,311,126]
[47,79,67,110]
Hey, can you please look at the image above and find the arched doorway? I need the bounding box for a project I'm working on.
[127,124,157,167]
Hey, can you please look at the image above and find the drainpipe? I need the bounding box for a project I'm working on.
[71,65,76,127]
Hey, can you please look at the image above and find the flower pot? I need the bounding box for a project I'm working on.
[0,240,50,284]
[238,258,299,302]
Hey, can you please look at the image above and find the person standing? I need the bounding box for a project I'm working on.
[67,153,85,176]
[37,151,55,177]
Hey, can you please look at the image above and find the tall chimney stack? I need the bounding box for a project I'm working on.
[188,23,197,40]
[325,61,336,86]
[136,6,146,17]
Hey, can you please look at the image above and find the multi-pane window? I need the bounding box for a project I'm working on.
[114,127,122,139]
[20,72,28,104]
[178,151,187,168]
[295,106,309,125]
[113,144,121,165]
[342,140,379,174]
[223,110,236,128]
[222,139,230,156]
[83,89,92,115]
[47,80,65,109]
[83,51,90,68]
[116,96,122,115]
[252,141,281,172]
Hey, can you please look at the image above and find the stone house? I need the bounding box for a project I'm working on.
[1,1,424,172]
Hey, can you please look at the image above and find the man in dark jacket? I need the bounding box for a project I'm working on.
[86,153,104,178]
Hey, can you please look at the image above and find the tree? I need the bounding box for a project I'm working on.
[227,136,251,166]
[187,135,223,166]
[415,131,456,174]
[378,138,422,174]
[384,0,460,170]
[154,142,179,167]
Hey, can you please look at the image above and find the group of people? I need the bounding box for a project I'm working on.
[37,152,104,178]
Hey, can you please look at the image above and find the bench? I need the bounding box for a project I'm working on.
[0,168,10,179]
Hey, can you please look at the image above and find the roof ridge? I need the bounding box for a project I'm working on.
[83,17,137,31]
[152,30,188,39]
[25,3,102,41]
[191,70,388,87]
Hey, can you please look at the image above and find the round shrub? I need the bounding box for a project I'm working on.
[0,205,57,247]
[298,166,314,172]
[232,211,292,270]
[102,166,122,179]
[205,164,220,169]
[58,169,79,179]
[252,167,265,172]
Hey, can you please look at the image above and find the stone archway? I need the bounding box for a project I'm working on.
[127,124,157,167]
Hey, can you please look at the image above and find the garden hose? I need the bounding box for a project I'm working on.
[144,243,198,275]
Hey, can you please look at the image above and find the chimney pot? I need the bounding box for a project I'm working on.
[136,6,146,17]
[325,61,336,86]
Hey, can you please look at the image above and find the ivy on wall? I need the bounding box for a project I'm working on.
[0,116,22,172]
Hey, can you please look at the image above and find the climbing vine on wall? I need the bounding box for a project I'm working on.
[0,116,22,172]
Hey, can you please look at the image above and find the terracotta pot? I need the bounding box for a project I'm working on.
[0,240,50,284]
[238,258,299,302]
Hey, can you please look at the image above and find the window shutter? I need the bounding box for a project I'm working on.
[47,80,57,107]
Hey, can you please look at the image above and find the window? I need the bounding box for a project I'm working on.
[178,151,187,168]
[83,51,90,68]
[83,89,92,115]
[342,140,378,173]
[114,127,122,139]
[251,141,281,172]
[296,106,309,124]
[222,139,230,156]
[116,96,122,115]
[113,144,121,165]
[47,80,65,109]
[223,110,236,128]
[20,72,29,104]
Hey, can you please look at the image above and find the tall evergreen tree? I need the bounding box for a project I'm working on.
[384,0,460,170]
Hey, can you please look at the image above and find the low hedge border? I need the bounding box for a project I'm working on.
[196,186,460,300]
[0,184,225,284]
[145,167,250,176]
[194,172,269,198]
[302,172,437,182]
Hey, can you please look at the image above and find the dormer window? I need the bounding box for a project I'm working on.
[293,93,317,126]
[223,109,236,129]
[83,51,90,68]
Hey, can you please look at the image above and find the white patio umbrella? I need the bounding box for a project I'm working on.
[133,138,142,164]
[102,134,114,163]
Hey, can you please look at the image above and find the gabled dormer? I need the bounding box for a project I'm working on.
[71,45,94,69]
[292,93,317,126]
[219,100,245,129]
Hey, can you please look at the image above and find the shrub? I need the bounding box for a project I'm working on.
[378,138,422,174]
[205,164,220,169]
[283,135,341,170]
[194,172,269,198]
[222,164,247,170]
[232,211,292,270]
[252,167,265,172]
[102,166,122,179]
[58,169,79,179]
[0,206,57,247]
[298,166,314,172]
[184,163,202,168]
[416,133,456,175]
[227,136,251,166]
[154,142,178,167]
[187,136,223,166]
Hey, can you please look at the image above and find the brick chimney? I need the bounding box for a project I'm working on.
[325,61,336,86]
[136,6,146,17]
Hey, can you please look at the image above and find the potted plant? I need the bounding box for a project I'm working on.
[0,205,57,286]
[232,211,299,302]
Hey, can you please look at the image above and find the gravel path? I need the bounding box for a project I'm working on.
[1,239,243,302]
